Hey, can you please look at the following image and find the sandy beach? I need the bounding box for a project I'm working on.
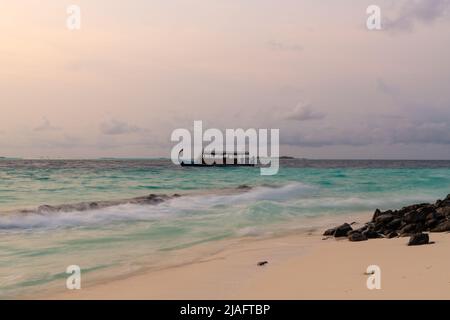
[44,221,450,300]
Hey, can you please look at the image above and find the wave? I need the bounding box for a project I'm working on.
[0,183,315,230]
[0,181,438,231]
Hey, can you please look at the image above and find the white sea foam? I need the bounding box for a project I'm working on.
[0,182,440,231]
[0,183,315,230]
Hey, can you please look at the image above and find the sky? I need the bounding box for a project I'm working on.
[1,0,450,159]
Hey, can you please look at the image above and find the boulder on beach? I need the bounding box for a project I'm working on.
[399,223,420,236]
[387,231,398,239]
[408,233,430,246]
[436,194,450,208]
[431,221,450,233]
[348,232,367,242]
[374,213,394,225]
[436,206,450,218]
[403,206,435,224]
[386,218,402,230]
[333,223,353,237]
[323,223,353,237]
[362,229,382,239]
[323,227,336,236]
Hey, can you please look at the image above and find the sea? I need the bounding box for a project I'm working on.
[0,159,449,298]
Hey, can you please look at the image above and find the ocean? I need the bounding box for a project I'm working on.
[0,159,449,298]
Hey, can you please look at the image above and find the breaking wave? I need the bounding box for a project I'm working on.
[0,183,316,230]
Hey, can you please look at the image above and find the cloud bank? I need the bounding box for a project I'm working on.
[100,120,142,135]
[385,0,450,32]
[284,103,325,122]
[33,118,61,132]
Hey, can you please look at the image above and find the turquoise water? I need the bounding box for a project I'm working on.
[0,159,449,298]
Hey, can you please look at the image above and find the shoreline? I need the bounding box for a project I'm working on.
[38,211,450,300]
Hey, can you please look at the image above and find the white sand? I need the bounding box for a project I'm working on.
[45,230,450,300]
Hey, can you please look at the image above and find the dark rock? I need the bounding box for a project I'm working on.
[323,228,336,236]
[418,205,437,216]
[372,209,382,222]
[436,207,450,218]
[362,229,382,239]
[375,213,394,225]
[430,220,450,232]
[436,194,450,208]
[403,207,434,224]
[388,232,398,239]
[424,218,439,230]
[416,222,425,233]
[130,194,171,205]
[426,210,444,221]
[349,232,368,242]
[334,223,353,237]
[408,233,430,246]
[399,223,419,235]
[391,209,402,217]
[257,261,268,266]
[365,222,376,230]
[145,194,165,203]
[322,195,450,242]
[386,218,402,230]
[348,225,369,235]
[237,184,252,190]
[38,205,57,213]
[398,203,430,215]
[374,223,387,233]
[89,202,99,209]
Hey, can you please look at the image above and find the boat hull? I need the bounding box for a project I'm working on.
[180,163,255,167]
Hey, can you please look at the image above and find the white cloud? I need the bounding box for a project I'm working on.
[100,120,141,135]
[284,102,325,122]
[33,117,61,132]
[385,0,450,32]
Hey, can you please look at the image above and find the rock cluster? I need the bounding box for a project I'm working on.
[323,194,450,245]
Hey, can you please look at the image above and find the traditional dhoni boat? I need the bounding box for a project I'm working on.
[179,150,256,167]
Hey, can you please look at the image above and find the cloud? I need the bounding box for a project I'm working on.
[392,121,450,144]
[281,116,450,148]
[30,134,82,149]
[284,102,325,121]
[373,77,450,145]
[34,117,61,132]
[267,40,303,52]
[376,78,450,123]
[100,119,142,135]
[376,78,399,97]
[385,0,450,32]
[281,127,378,147]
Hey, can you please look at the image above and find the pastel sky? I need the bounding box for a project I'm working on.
[1,0,450,159]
